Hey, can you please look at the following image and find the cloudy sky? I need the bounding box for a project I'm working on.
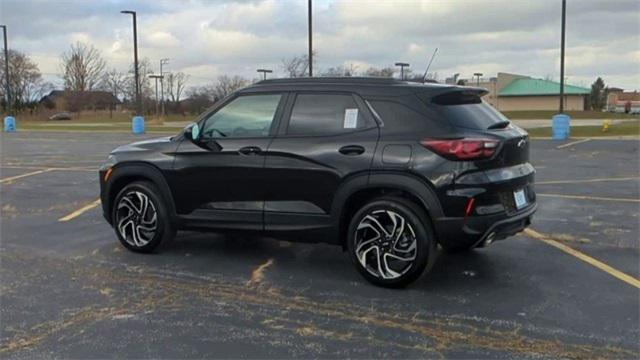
[1,0,639,90]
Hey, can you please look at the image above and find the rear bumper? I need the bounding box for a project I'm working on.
[435,202,537,248]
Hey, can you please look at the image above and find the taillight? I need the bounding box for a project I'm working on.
[420,138,499,160]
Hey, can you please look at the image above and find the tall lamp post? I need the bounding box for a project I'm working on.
[559,0,566,113]
[473,72,483,86]
[121,10,140,116]
[1,25,10,116]
[160,58,169,116]
[395,62,409,80]
[257,69,272,80]
[308,0,313,77]
[149,74,163,118]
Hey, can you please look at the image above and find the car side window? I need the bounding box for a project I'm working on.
[287,94,367,136]
[201,94,282,138]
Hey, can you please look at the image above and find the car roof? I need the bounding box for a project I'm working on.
[239,77,485,98]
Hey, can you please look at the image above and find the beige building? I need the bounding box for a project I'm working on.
[607,88,640,113]
[461,73,590,112]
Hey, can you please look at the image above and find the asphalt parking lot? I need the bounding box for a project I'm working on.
[1,131,638,359]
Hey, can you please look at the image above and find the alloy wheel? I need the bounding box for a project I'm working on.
[354,209,417,279]
[116,190,158,248]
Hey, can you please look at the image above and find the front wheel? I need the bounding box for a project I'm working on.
[112,181,175,253]
[347,197,436,288]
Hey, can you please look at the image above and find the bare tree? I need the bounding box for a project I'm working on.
[213,75,249,100]
[100,69,126,117]
[364,66,395,78]
[60,42,106,91]
[123,58,153,112]
[0,49,52,111]
[321,63,359,77]
[184,86,215,114]
[165,72,189,103]
[101,68,126,99]
[280,52,317,78]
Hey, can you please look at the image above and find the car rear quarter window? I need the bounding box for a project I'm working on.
[287,94,366,135]
[368,99,448,135]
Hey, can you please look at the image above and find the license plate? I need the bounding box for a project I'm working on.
[514,189,528,210]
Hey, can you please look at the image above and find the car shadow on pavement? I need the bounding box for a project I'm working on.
[102,231,504,293]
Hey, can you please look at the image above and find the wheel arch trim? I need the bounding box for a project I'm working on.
[332,171,444,245]
[103,162,176,224]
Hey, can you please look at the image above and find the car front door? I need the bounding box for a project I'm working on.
[263,92,379,239]
[170,93,286,230]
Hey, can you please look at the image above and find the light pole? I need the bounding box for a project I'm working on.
[0,25,10,116]
[121,10,140,116]
[559,0,566,113]
[160,58,169,116]
[257,69,272,80]
[473,72,483,86]
[395,62,409,80]
[149,74,163,118]
[308,0,313,77]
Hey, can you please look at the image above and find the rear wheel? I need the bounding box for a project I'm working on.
[112,181,175,253]
[347,197,436,288]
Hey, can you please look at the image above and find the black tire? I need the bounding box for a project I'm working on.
[347,196,436,288]
[112,181,175,253]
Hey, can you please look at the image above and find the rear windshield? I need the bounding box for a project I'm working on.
[426,91,509,130]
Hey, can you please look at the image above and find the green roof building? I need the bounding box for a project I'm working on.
[472,73,590,112]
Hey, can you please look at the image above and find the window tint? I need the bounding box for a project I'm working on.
[425,91,508,130]
[432,101,509,130]
[287,94,365,135]
[202,94,281,138]
[369,100,445,134]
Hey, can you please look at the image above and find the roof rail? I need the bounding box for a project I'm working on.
[256,77,405,85]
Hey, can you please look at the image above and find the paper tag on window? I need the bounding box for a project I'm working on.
[344,108,358,129]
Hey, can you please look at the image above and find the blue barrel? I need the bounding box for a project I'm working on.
[3,116,16,132]
[552,114,571,140]
[132,116,145,134]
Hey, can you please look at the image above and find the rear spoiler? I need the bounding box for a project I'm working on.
[417,86,489,105]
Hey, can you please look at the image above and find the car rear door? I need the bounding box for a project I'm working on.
[262,92,379,238]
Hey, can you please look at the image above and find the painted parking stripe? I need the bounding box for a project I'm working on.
[524,228,640,289]
[58,199,101,222]
[556,138,591,149]
[0,169,54,184]
[537,177,639,185]
[537,193,640,203]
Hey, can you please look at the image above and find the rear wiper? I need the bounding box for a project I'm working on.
[487,121,510,130]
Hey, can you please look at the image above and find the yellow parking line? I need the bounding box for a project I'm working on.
[59,199,101,222]
[537,193,640,203]
[537,177,640,185]
[0,169,54,184]
[556,138,591,149]
[524,228,640,289]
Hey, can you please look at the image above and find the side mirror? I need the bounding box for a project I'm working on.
[184,122,201,143]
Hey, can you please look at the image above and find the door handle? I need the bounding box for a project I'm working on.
[238,146,262,155]
[339,145,365,156]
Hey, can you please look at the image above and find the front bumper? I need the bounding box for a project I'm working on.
[98,169,112,225]
[435,202,537,249]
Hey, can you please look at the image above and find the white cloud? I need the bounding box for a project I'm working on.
[2,0,639,90]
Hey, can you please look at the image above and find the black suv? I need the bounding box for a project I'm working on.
[99,77,536,287]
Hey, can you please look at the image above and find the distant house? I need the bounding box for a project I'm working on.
[39,90,120,112]
[450,73,591,111]
[607,88,640,113]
